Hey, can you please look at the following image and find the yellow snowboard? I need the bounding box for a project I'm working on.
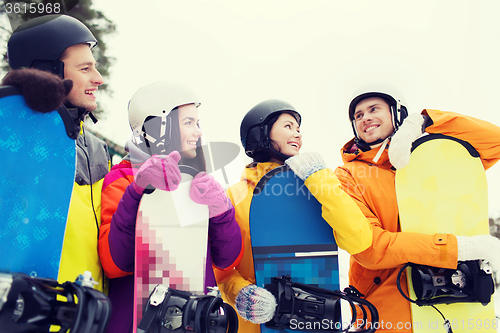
[395,134,496,332]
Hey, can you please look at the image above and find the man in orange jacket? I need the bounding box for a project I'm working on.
[335,86,500,332]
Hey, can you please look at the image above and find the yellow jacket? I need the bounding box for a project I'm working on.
[215,161,373,332]
[57,131,110,293]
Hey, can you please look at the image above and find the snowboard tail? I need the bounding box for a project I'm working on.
[133,166,209,331]
[395,134,495,332]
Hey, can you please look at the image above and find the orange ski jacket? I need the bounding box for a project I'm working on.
[336,109,500,332]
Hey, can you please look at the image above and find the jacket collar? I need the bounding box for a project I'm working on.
[341,137,393,168]
[123,139,151,166]
[241,162,282,188]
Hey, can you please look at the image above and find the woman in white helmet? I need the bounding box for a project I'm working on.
[98,81,243,333]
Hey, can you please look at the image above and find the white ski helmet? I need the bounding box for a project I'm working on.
[348,84,408,144]
[128,81,200,151]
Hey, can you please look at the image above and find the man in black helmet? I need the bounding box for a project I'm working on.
[5,14,110,293]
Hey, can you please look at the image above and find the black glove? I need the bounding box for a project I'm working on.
[2,68,73,113]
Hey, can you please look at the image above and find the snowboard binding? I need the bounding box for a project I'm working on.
[397,260,495,333]
[0,272,111,333]
[397,260,495,306]
[138,285,238,333]
[264,275,379,332]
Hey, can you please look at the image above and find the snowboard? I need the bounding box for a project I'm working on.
[133,165,210,330]
[0,86,76,280]
[395,133,496,332]
[250,165,340,333]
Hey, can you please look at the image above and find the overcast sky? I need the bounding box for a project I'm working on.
[87,0,500,217]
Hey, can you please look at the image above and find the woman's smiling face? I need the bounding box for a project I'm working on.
[269,112,302,162]
[178,104,203,159]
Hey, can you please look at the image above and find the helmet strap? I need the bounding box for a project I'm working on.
[138,115,172,155]
[354,136,387,152]
[87,111,98,124]
[259,122,290,163]
[267,145,290,163]
[392,102,408,130]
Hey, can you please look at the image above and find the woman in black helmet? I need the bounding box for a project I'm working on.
[213,99,373,332]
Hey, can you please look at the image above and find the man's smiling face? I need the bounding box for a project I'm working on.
[353,96,394,144]
[61,43,103,111]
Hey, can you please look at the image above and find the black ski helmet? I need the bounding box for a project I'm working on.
[240,99,301,160]
[348,86,408,145]
[7,15,97,78]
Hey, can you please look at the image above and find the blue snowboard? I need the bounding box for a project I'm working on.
[250,165,339,333]
[0,86,76,279]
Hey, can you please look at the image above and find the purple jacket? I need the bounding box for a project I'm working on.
[99,146,242,333]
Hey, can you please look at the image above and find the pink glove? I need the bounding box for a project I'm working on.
[189,172,231,217]
[133,151,182,195]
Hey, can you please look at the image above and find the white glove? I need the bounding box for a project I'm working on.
[235,284,277,324]
[285,152,327,181]
[388,113,425,169]
[456,235,500,272]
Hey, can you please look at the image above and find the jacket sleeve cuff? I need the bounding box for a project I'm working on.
[208,206,243,269]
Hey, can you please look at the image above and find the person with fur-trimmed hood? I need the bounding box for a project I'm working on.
[5,14,110,294]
